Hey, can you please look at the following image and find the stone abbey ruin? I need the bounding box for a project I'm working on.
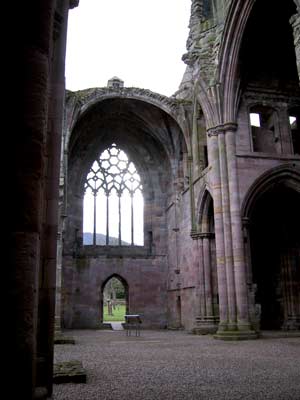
[7,0,300,398]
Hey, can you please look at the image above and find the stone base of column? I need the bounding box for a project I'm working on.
[34,386,48,399]
[214,328,258,340]
[281,316,300,331]
[192,316,219,335]
[54,316,76,344]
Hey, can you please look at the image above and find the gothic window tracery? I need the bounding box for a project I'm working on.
[83,144,144,246]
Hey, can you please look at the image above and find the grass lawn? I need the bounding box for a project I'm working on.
[103,304,126,322]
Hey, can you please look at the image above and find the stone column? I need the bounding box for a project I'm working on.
[192,233,217,334]
[207,131,228,331]
[203,234,213,317]
[197,237,206,317]
[225,126,253,332]
[218,131,237,330]
[36,1,72,396]
[188,155,197,232]
[7,1,55,397]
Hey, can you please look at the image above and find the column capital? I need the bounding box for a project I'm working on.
[190,231,215,240]
[207,125,225,137]
[223,122,238,132]
[207,122,238,137]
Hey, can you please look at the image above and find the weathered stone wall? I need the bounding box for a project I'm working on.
[63,254,168,329]
[166,171,218,331]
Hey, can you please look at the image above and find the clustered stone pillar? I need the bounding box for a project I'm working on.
[207,124,257,339]
[218,130,237,330]
[207,132,228,331]
[192,232,217,334]
[202,234,213,317]
[197,237,206,318]
[225,125,251,331]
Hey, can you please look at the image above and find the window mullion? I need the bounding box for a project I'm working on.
[106,194,109,245]
[93,188,96,246]
[131,192,134,246]
[118,193,121,246]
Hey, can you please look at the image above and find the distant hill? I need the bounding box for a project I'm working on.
[83,232,130,246]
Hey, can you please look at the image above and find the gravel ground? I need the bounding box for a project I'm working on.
[53,329,300,400]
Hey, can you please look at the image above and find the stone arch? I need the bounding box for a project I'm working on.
[197,186,214,232]
[65,88,189,153]
[64,93,188,253]
[218,0,255,122]
[242,164,300,219]
[242,164,300,330]
[195,78,222,130]
[218,0,299,124]
[100,274,129,323]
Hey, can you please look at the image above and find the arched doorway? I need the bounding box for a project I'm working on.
[249,183,300,330]
[101,275,129,324]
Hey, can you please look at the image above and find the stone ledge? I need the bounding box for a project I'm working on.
[53,360,87,384]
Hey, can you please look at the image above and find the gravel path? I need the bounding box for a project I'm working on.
[53,329,300,400]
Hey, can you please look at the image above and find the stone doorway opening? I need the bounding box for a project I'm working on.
[250,184,300,330]
[101,275,129,324]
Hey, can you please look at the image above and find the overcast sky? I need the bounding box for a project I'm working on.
[65,0,191,97]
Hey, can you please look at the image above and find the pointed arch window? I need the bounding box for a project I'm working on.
[83,144,144,246]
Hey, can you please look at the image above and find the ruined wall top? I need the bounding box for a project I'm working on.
[69,0,79,9]
[180,0,229,94]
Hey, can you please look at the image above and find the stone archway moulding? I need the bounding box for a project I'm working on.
[190,0,256,130]
[65,87,190,153]
[193,0,299,129]
[101,273,129,322]
[218,0,300,125]
[196,186,214,232]
[101,273,129,292]
[218,0,256,124]
[242,164,300,219]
